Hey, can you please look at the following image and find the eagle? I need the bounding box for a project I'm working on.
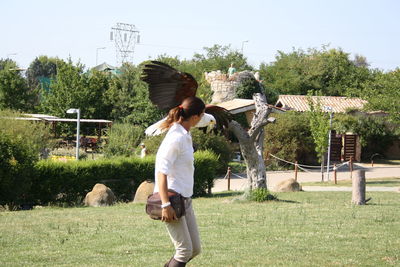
[141,61,231,136]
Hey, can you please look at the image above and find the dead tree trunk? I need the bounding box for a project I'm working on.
[228,93,274,190]
[352,170,366,205]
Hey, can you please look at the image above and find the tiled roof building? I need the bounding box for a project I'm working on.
[275,95,367,113]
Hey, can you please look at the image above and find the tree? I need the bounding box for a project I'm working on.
[26,56,61,91]
[103,123,144,158]
[0,59,34,111]
[190,44,252,103]
[153,45,252,103]
[362,69,400,123]
[264,111,317,166]
[228,93,275,190]
[259,46,372,97]
[104,63,164,127]
[333,114,397,160]
[0,109,53,205]
[40,59,111,135]
[307,93,330,181]
[235,75,263,99]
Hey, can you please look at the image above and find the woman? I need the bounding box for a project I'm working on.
[154,96,205,267]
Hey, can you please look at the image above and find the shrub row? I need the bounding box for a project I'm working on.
[0,134,37,206]
[15,150,219,205]
[31,156,155,204]
[143,129,232,175]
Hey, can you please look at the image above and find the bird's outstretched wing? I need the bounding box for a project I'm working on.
[141,61,198,110]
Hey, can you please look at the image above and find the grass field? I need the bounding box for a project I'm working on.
[1,191,399,266]
[302,177,400,187]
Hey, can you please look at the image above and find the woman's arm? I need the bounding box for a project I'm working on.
[157,172,177,222]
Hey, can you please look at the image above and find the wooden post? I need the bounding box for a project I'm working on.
[349,156,353,179]
[333,164,337,184]
[227,167,231,191]
[352,170,366,205]
[294,161,298,181]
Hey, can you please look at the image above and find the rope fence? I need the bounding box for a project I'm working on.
[223,153,355,190]
[222,153,396,191]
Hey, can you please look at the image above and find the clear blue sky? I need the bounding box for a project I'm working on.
[2,0,399,71]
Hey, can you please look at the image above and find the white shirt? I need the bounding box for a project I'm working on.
[140,147,147,158]
[154,123,194,197]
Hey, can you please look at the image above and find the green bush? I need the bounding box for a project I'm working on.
[32,156,155,204]
[0,109,54,158]
[264,112,317,167]
[103,123,144,158]
[333,114,397,160]
[228,161,247,173]
[143,129,231,174]
[353,117,396,160]
[191,128,233,174]
[235,77,262,99]
[193,150,219,196]
[141,133,165,155]
[247,188,277,202]
[0,111,53,206]
[0,134,37,206]
[31,150,219,205]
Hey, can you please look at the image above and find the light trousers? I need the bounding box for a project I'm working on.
[165,198,201,263]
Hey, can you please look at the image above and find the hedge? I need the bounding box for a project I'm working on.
[31,156,155,204]
[0,134,37,206]
[30,150,218,205]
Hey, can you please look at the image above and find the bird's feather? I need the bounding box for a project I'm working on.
[141,61,197,110]
[141,61,232,135]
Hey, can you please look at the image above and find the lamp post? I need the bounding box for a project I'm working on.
[7,53,17,58]
[241,40,249,54]
[66,108,81,160]
[324,106,333,181]
[96,47,106,65]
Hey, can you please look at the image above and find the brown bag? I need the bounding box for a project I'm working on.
[145,191,186,220]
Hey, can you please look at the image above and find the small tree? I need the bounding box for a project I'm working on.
[103,123,144,158]
[307,93,330,181]
[0,59,34,112]
[264,111,317,167]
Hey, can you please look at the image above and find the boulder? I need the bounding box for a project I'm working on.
[133,181,155,203]
[274,178,302,192]
[84,183,116,207]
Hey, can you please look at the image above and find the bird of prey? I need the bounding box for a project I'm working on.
[141,61,231,136]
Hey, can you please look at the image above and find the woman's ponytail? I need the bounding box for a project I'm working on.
[160,106,181,130]
[159,97,205,131]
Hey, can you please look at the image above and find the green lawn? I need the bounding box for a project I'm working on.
[1,192,399,266]
[302,177,400,187]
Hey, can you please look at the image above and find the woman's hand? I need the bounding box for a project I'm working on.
[161,206,177,222]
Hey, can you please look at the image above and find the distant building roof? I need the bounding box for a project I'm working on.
[92,62,116,71]
[275,95,368,113]
[216,98,285,114]
[23,114,112,124]
[217,99,255,114]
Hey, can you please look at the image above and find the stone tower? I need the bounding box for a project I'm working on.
[205,70,256,103]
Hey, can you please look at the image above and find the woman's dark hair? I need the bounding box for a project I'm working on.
[160,96,205,130]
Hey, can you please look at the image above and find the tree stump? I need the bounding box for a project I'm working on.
[352,170,366,205]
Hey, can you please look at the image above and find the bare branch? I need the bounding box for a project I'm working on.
[248,93,272,140]
[228,120,250,143]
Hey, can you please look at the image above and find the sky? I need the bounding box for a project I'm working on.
[1,0,400,71]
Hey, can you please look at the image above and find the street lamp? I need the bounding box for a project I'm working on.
[66,108,81,160]
[324,106,333,181]
[241,40,249,54]
[96,47,106,65]
[7,53,17,58]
